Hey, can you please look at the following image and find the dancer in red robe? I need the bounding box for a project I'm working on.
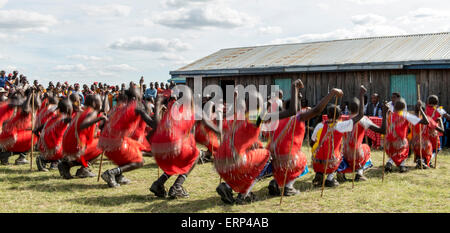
[150,86,219,198]
[0,89,40,165]
[384,99,429,173]
[99,87,155,188]
[59,95,106,179]
[267,85,343,196]
[411,102,444,169]
[336,97,387,182]
[35,99,73,171]
[425,95,449,167]
[309,86,366,187]
[214,81,302,204]
[194,97,221,163]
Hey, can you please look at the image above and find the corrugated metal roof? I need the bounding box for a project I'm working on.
[172,32,450,75]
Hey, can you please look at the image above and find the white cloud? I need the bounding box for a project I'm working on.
[54,64,87,72]
[0,32,19,41]
[343,0,398,4]
[317,3,330,10]
[109,37,191,52]
[68,54,112,62]
[0,10,58,32]
[258,26,283,35]
[271,24,406,44]
[4,65,18,71]
[82,4,131,17]
[105,64,137,72]
[351,14,386,25]
[0,0,7,8]
[397,8,450,24]
[153,5,256,29]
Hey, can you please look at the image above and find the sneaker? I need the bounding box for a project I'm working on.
[58,162,73,179]
[75,167,96,178]
[36,156,49,172]
[325,179,339,188]
[235,192,257,205]
[14,154,29,165]
[115,174,131,185]
[268,179,281,196]
[150,180,167,198]
[101,170,120,188]
[399,166,408,173]
[168,185,189,199]
[283,186,300,196]
[216,182,235,204]
[355,173,368,182]
[312,173,324,187]
[336,173,347,183]
[384,162,393,173]
[0,152,10,165]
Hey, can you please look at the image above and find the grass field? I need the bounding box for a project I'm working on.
[0,147,449,213]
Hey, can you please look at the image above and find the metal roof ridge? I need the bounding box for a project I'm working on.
[218,31,450,51]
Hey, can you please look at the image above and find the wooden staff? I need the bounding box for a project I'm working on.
[30,91,35,171]
[280,116,297,205]
[434,139,438,169]
[417,84,423,169]
[97,152,104,182]
[382,134,386,183]
[351,125,359,189]
[321,97,339,197]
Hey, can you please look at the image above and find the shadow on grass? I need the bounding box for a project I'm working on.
[13,183,107,192]
[0,166,36,175]
[0,174,57,183]
[132,196,222,213]
[69,194,153,207]
[142,162,159,169]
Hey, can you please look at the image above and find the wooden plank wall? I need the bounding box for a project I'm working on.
[186,69,449,110]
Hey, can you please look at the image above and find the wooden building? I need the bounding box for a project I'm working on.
[170,32,450,110]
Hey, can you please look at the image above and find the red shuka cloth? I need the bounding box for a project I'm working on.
[151,101,199,176]
[268,116,307,187]
[214,116,270,194]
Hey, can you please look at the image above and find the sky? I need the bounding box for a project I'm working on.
[0,0,449,86]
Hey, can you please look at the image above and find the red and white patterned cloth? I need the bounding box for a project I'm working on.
[322,115,382,148]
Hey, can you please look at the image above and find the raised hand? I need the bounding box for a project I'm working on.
[360,85,367,95]
[293,79,304,89]
[331,88,344,98]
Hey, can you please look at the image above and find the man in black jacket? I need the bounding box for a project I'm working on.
[365,93,382,117]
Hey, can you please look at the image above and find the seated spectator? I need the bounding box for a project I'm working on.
[365,93,383,117]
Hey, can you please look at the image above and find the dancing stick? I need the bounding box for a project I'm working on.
[434,139,438,169]
[417,84,423,169]
[321,97,339,197]
[351,125,359,189]
[30,91,35,171]
[97,152,104,182]
[382,134,386,183]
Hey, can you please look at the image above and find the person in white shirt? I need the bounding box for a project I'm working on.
[310,86,366,187]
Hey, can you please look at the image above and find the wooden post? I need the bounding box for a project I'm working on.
[97,152,104,182]
[30,91,35,171]
[321,97,339,197]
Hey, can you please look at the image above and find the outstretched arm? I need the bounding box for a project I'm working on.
[201,101,221,135]
[417,102,429,125]
[298,88,344,122]
[136,106,157,130]
[79,112,107,130]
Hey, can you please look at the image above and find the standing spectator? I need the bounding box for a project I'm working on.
[155,82,163,93]
[145,82,157,99]
[365,93,382,117]
[160,82,165,91]
[73,83,85,104]
[0,71,9,88]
